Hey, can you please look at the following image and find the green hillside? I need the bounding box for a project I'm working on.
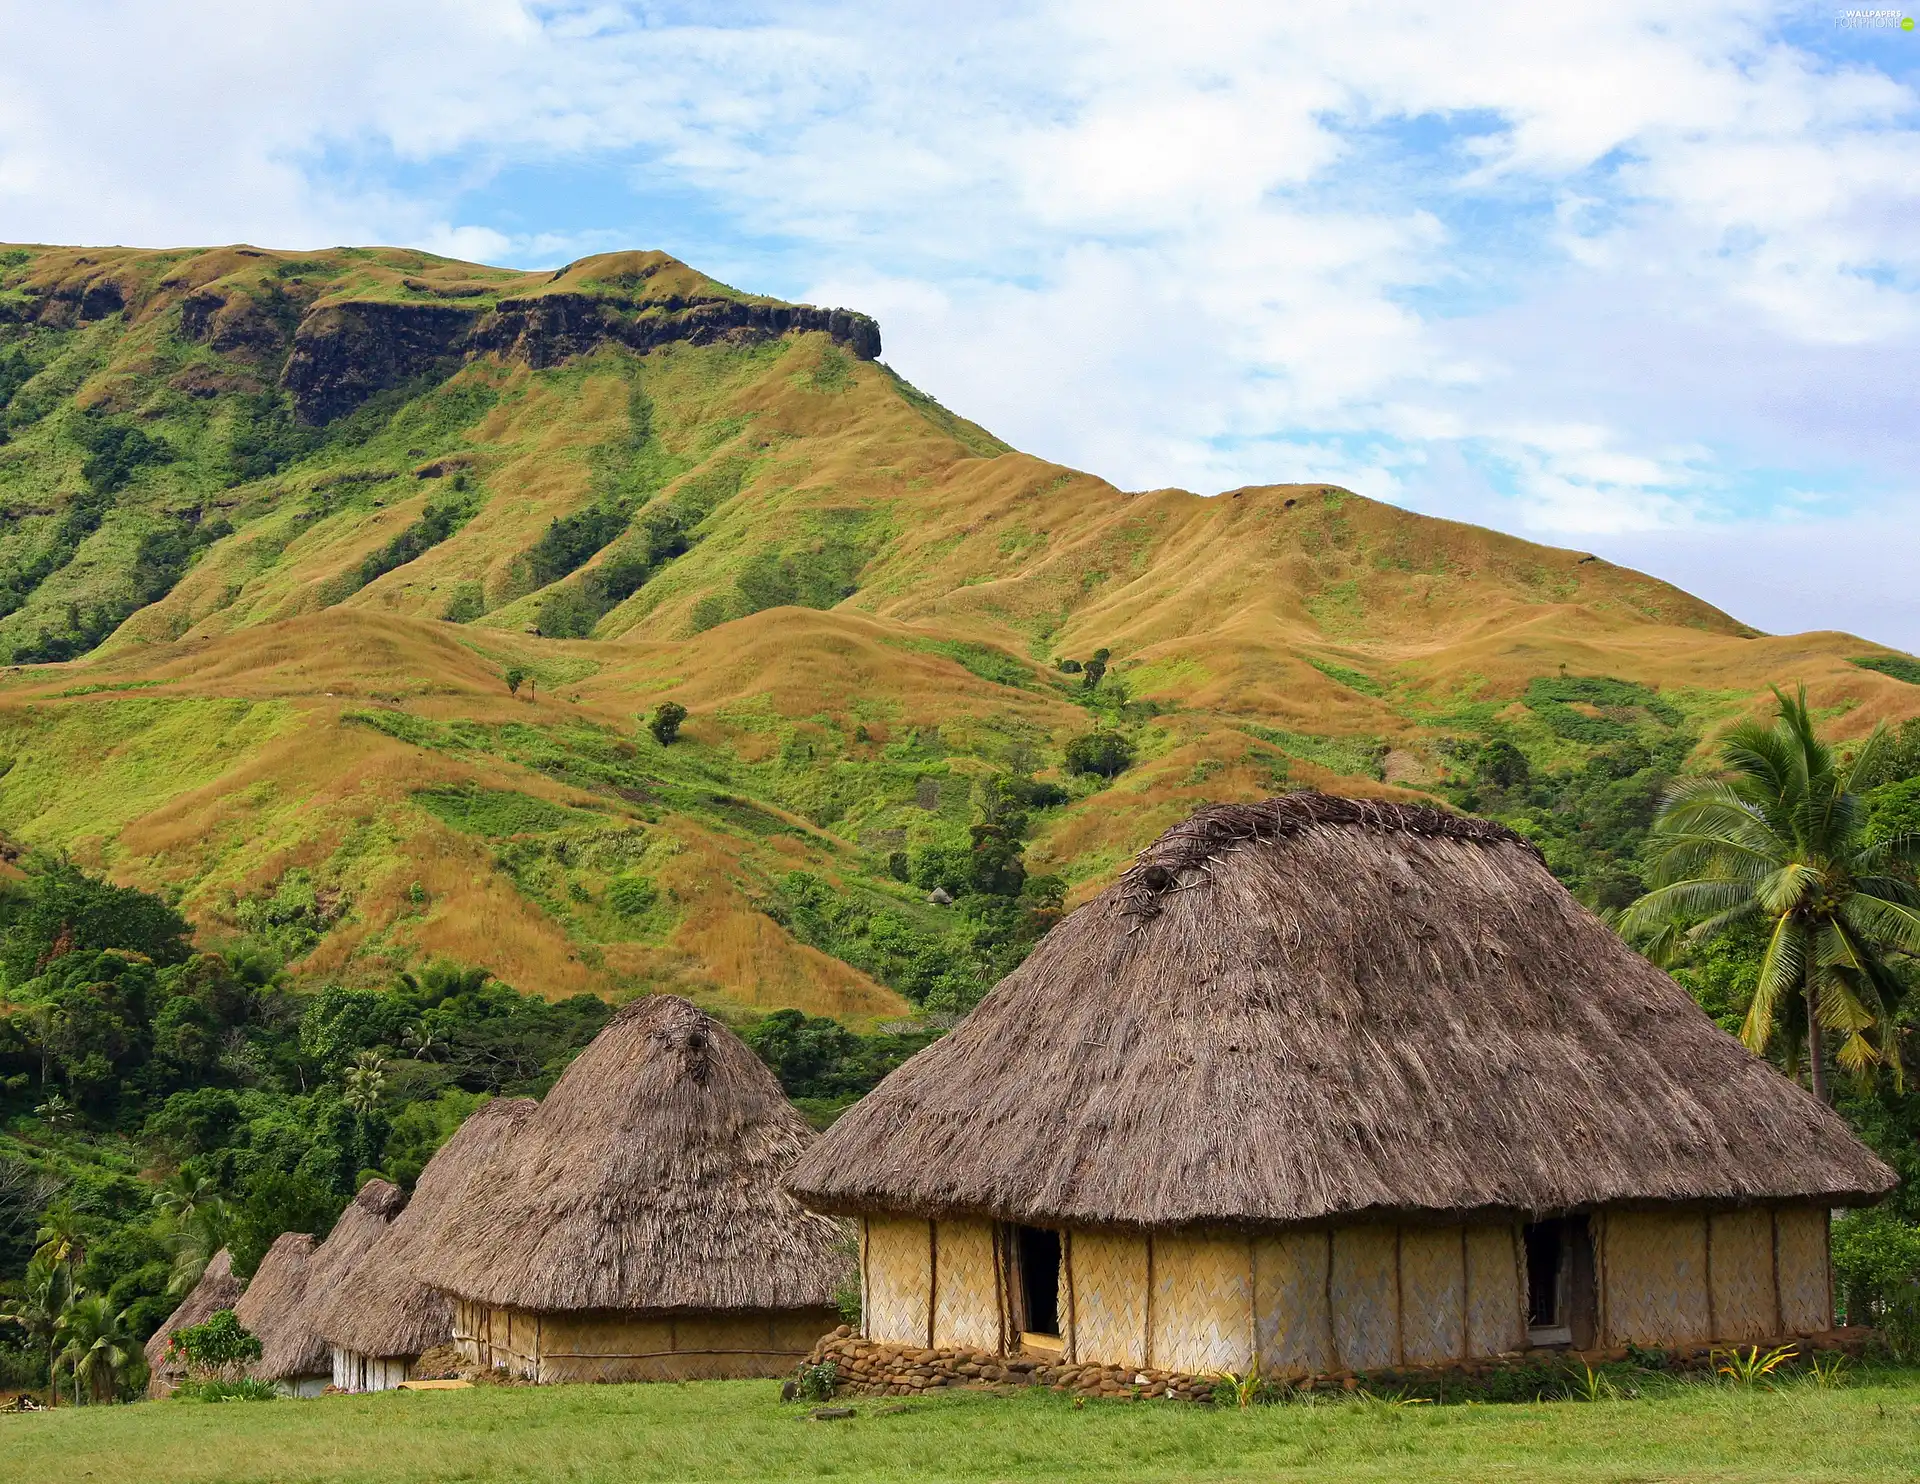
[0,239,1916,1021]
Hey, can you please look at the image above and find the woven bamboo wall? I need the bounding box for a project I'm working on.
[1069,1229,1149,1368]
[1465,1224,1525,1356]
[1775,1207,1832,1333]
[1399,1227,1466,1366]
[1330,1225,1398,1370]
[330,1347,410,1393]
[863,1216,932,1347]
[1709,1209,1778,1341]
[1603,1211,1710,1346]
[1150,1230,1252,1375]
[1252,1230,1333,1375]
[933,1221,1001,1352]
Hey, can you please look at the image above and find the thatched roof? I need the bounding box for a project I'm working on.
[237,1180,404,1381]
[416,995,845,1313]
[143,1247,244,1394]
[792,793,1897,1229]
[317,1097,536,1359]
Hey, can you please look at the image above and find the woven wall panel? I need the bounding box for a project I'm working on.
[1070,1229,1148,1369]
[1775,1207,1832,1333]
[933,1220,1001,1352]
[1464,1224,1524,1358]
[1252,1230,1334,1375]
[865,1216,932,1346]
[1150,1231,1253,1375]
[1330,1225,1398,1370]
[1399,1226,1467,1366]
[1709,1209,1777,1341]
[1604,1210,1710,1346]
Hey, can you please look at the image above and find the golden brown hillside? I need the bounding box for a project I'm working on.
[0,240,1915,1018]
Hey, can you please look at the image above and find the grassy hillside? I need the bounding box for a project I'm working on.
[2,239,1917,1019]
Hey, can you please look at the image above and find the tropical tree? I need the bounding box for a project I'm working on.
[1622,687,1920,1100]
[53,1294,135,1404]
[1,1251,74,1404]
[154,1170,231,1295]
[343,1048,388,1115]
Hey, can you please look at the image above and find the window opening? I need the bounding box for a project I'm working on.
[1013,1225,1061,1337]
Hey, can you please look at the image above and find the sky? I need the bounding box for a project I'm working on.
[2,2,1916,648]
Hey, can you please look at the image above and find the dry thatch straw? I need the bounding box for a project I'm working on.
[142,1247,243,1396]
[792,793,1896,1228]
[236,1180,405,1382]
[417,995,844,1312]
[317,1098,537,1360]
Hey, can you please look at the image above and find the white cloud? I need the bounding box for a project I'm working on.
[1,0,1915,643]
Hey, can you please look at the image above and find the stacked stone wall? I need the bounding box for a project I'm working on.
[802,1328,1217,1401]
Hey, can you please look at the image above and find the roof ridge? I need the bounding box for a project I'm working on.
[1117,791,1542,924]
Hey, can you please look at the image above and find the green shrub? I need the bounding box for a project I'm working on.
[648,701,688,746]
[606,875,659,917]
[1064,731,1135,779]
[168,1309,262,1378]
[1852,655,1920,686]
[1834,1209,1920,1357]
[174,1376,278,1402]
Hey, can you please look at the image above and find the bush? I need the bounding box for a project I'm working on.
[169,1309,262,1379]
[1834,1209,1920,1357]
[648,701,688,746]
[605,875,659,917]
[174,1376,278,1402]
[1064,731,1135,779]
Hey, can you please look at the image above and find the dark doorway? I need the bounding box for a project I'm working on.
[1524,1221,1562,1328]
[1013,1225,1061,1337]
[1523,1216,1597,1346]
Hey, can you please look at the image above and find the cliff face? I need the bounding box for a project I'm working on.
[0,244,882,423]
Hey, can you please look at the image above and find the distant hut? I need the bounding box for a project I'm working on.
[416,995,845,1383]
[318,1098,537,1392]
[791,795,1897,1377]
[236,1179,405,1395]
[143,1247,244,1398]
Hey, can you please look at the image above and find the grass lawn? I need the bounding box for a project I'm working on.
[5,1371,1920,1484]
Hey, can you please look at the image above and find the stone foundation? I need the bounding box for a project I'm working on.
[802,1329,1219,1401]
[799,1325,1878,1404]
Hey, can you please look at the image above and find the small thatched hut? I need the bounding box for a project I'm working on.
[791,795,1897,1377]
[416,995,845,1383]
[235,1179,404,1394]
[143,1247,244,1398]
[318,1098,537,1392]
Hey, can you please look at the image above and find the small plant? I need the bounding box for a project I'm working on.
[174,1376,277,1403]
[648,700,688,746]
[505,666,526,698]
[1714,1342,1795,1386]
[1355,1386,1431,1410]
[1801,1352,1850,1390]
[1565,1362,1615,1402]
[790,1359,838,1403]
[1212,1370,1266,1408]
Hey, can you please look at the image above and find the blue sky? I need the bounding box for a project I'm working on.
[4,1,1917,646]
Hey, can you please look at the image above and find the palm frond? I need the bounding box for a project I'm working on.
[1744,915,1806,1054]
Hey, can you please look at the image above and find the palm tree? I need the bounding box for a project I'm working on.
[1,1251,74,1405]
[343,1049,387,1115]
[1622,686,1920,1100]
[154,1172,230,1295]
[53,1294,135,1405]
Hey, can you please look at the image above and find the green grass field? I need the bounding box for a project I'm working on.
[6,1373,1920,1484]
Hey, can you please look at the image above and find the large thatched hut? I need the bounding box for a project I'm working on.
[791,795,1896,1378]
[235,1179,404,1394]
[318,1098,537,1392]
[143,1247,244,1398]
[415,995,845,1383]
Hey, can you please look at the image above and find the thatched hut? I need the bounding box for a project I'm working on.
[791,795,1896,1377]
[416,995,845,1383]
[143,1247,244,1398]
[318,1098,537,1391]
[235,1179,404,1394]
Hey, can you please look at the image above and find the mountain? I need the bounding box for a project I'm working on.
[1,240,1915,1021]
